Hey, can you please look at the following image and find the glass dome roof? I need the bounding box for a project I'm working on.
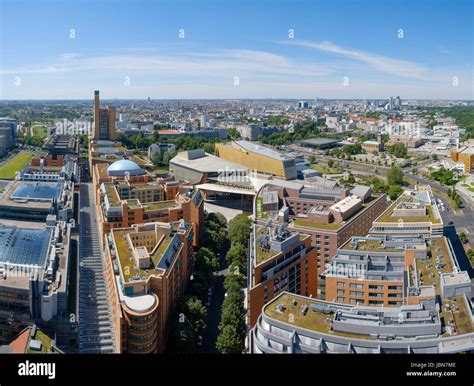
[106,159,144,176]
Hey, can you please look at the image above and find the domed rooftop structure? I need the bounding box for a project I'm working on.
[107,159,144,177]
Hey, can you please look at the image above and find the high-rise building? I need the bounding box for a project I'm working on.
[0,118,17,156]
[248,223,318,327]
[93,90,116,140]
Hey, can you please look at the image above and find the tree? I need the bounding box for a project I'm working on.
[228,127,241,139]
[224,272,244,293]
[387,165,404,186]
[194,247,219,283]
[388,143,408,158]
[458,232,468,244]
[228,214,251,247]
[327,159,334,168]
[162,151,172,165]
[308,154,315,163]
[216,324,244,354]
[225,244,247,271]
[151,151,162,166]
[168,296,207,353]
[387,184,403,200]
[206,212,227,229]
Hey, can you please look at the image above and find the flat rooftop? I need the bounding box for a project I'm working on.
[255,226,304,265]
[264,292,473,339]
[0,181,62,209]
[171,150,247,173]
[234,140,294,161]
[292,195,381,232]
[112,226,181,283]
[264,293,369,340]
[375,193,441,224]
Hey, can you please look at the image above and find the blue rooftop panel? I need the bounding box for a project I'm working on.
[10,183,62,202]
[0,226,51,267]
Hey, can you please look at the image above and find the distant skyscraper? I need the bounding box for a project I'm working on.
[298,101,309,109]
[0,118,18,156]
[93,90,116,140]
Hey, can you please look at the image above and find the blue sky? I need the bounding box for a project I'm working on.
[0,0,473,99]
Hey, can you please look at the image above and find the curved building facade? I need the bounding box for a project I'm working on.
[122,293,160,354]
[252,292,474,354]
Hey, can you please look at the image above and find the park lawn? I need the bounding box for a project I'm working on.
[0,153,34,179]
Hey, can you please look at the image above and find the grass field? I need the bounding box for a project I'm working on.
[0,152,34,179]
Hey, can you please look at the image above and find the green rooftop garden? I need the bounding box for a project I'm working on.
[26,329,56,354]
[114,231,171,283]
[265,294,370,340]
[145,200,178,211]
[292,218,342,231]
[375,197,441,224]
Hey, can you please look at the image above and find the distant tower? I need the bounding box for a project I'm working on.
[93,90,116,140]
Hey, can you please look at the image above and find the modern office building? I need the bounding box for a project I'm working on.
[93,90,116,141]
[215,141,297,180]
[323,234,458,308]
[0,219,72,343]
[0,180,73,222]
[0,118,18,156]
[148,143,176,159]
[104,221,193,353]
[370,186,443,236]
[256,182,389,299]
[42,135,77,157]
[248,223,318,328]
[451,144,474,172]
[251,183,473,354]
[252,292,474,354]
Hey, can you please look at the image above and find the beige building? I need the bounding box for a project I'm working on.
[215,141,297,180]
[93,90,116,140]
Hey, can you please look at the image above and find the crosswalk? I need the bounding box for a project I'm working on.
[78,183,116,353]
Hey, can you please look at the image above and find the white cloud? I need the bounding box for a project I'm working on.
[281,40,429,80]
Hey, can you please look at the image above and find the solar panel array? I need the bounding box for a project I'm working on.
[0,226,51,267]
[10,183,62,202]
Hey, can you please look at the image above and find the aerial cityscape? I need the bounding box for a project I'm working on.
[0,0,473,384]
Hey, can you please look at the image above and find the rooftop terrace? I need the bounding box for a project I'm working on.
[144,200,179,211]
[264,293,369,340]
[113,230,171,283]
[375,194,441,224]
[291,195,380,232]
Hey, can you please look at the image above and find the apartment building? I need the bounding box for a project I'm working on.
[248,223,318,328]
[323,234,453,308]
[104,221,193,353]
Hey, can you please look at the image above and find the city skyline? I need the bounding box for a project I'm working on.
[1,0,473,100]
